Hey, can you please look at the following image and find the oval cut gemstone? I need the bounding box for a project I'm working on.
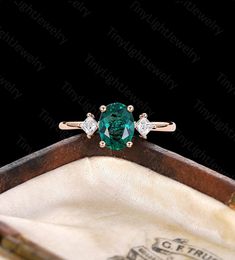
[98,103,135,150]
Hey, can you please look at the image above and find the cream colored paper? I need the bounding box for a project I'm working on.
[0,157,234,259]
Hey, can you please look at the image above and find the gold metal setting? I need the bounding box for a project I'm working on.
[99,141,106,148]
[59,104,177,149]
[126,141,133,148]
[99,105,106,112]
[127,105,134,112]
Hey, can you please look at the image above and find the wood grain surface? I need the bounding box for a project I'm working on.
[0,134,235,208]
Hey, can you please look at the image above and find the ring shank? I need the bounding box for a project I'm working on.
[59,122,83,130]
[151,122,176,132]
[59,121,176,132]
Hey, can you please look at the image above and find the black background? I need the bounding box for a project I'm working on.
[0,0,234,178]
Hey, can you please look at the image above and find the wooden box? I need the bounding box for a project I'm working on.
[0,134,235,259]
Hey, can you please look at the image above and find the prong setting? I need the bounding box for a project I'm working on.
[99,141,106,148]
[136,116,151,138]
[99,105,106,112]
[126,141,133,148]
[127,105,134,112]
[139,113,148,119]
[59,102,176,150]
[87,112,94,118]
[80,116,98,137]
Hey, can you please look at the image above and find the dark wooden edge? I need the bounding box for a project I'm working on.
[0,221,62,259]
[0,134,235,208]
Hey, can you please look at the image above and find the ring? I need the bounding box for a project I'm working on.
[59,102,176,150]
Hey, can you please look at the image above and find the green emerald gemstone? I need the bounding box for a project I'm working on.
[98,102,135,150]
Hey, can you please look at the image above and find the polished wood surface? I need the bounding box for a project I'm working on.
[0,134,235,208]
[0,221,62,260]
